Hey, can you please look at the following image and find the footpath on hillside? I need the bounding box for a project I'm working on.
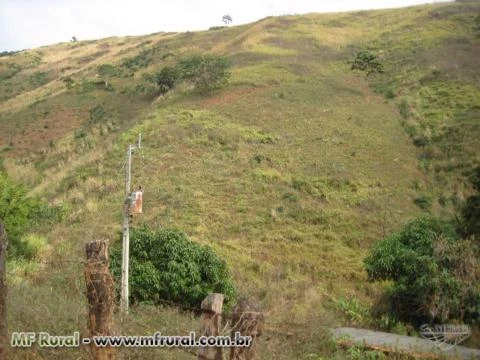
[333,327,480,359]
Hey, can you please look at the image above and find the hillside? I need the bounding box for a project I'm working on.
[1,1,479,359]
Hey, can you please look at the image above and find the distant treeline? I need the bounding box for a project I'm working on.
[0,50,21,57]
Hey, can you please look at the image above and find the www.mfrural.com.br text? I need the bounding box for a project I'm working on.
[11,331,252,348]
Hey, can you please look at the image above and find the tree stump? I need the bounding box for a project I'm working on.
[84,240,115,360]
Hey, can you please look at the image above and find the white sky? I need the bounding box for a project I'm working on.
[1,0,451,51]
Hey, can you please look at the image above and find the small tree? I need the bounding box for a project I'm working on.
[222,14,232,25]
[176,54,231,92]
[364,216,480,323]
[71,36,78,42]
[154,66,179,94]
[110,225,236,308]
[351,50,384,84]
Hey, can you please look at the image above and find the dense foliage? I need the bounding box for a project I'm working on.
[0,173,64,258]
[148,54,231,95]
[351,50,384,80]
[364,216,480,323]
[152,66,179,94]
[110,225,236,308]
[176,54,231,92]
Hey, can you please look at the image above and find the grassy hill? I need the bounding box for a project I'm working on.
[1,1,479,359]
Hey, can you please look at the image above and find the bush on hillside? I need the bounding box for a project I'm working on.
[152,66,179,94]
[350,50,384,82]
[176,54,231,92]
[364,216,480,323]
[0,173,65,259]
[460,166,480,240]
[110,225,236,309]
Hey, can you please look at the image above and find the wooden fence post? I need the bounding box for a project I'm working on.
[84,240,115,360]
[230,298,264,360]
[0,221,7,360]
[198,293,224,360]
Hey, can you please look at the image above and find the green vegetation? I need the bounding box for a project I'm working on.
[0,173,64,259]
[350,50,384,82]
[460,166,480,239]
[364,216,480,323]
[110,226,236,308]
[176,54,231,92]
[1,1,479,358]
[149,66,179,94]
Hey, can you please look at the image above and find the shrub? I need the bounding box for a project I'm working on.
[110,225,236,309]
[121,49,154,71]
[398,98,410,119]
[97,64,119,78]
[153,66,179,94]
[0,173,62,259]
[460,166,480,239]
[29,72,49,86]
[350,50,384,82]
[364,216,480,323]
[413,195,432,210]
[176,54,231,92]
[89,105,106,123]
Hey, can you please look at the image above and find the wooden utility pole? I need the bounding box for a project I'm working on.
[120,134,141,314]
[84,240,115,360]
[0,221,7,360]
[198,293,224,360]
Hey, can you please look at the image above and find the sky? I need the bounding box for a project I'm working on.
[0,0,451,51]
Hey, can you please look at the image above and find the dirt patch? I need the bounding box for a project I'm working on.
[8,107,83,156]
[200,87,265,108]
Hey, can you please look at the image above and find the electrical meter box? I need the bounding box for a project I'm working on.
[130,190,143,214]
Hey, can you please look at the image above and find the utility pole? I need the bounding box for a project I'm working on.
[120,134,141,314]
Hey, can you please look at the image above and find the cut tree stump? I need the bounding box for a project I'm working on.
[84,240,115,360]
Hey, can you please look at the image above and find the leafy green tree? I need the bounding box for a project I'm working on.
[176,54,231,92]
[153,66,179,94]
[110,225,236,308]
[351,50,384,83]
[364,216,480,323]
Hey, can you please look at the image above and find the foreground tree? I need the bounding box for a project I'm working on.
[364,216,480,323]
[110,225,236,308]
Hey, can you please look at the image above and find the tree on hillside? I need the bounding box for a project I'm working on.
[176,54,231,92]
[364,216,480,323]
[351,50,384,84]
[153,66,179,94]
[71,36,77,42]
[222,14,232,25]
